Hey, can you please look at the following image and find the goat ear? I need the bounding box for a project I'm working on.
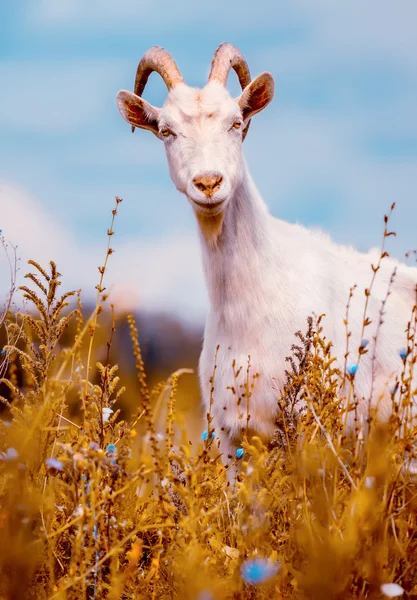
[238,72,274,123]
[116,90,160,135]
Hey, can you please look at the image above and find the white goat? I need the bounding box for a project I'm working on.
[116,43,417,465]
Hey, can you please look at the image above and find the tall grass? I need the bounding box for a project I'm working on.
[0,198,416,600]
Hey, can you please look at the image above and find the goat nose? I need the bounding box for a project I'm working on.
[193,173,223,197]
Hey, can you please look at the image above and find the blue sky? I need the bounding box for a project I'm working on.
[1,1,417,323]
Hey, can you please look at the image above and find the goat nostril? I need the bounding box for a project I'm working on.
[213,175,223,191]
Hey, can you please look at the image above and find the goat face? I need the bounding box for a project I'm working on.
[158,83,248,215]
[116,45,274,217]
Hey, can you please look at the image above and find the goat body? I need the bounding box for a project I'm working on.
[198,165,416,460]
[116,43,417,464]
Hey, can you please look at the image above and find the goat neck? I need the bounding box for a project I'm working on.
[196,162,272,311]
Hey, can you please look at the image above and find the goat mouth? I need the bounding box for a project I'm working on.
[192,199,225,210]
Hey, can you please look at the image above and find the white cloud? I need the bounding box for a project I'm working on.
[105,233,206,320]
[0,180,74,264]
[0,181,207,323]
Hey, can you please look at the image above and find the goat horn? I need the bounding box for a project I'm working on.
[208,42,251,88]
[208,42,252,139]
[131,46,184,132]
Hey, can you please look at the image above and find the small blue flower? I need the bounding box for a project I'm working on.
[201,429,216,441]
[89,442,100,451]
[399,347,409,360]
[347,363,358,376]
[1,447,18,461]
[241,558,281,585]
[0,349,5,355]
[107,443,117,466]
[46,457,63,471]
[360,339,369,349]
[236,448,244,460]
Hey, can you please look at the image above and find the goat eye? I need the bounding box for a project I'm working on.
[160,128,172,137]
[232,121,241,130]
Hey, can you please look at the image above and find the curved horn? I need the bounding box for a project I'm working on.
[131,46,184,132]
[208,42,252,139]
[208,42,251,89]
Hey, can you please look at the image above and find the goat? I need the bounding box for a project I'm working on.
[116,43,417,467]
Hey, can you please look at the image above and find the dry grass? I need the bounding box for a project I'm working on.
[1,198,417,600]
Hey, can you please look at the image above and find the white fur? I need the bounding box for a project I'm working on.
[117,71,417,465]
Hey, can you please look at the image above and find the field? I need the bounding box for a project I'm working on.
[1,198,416,600]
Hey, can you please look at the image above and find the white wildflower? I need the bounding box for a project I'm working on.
[365,476,375,489]
[73,505,84,517]
[381,583,404,597]
[102,407,113,423]
[1,447,18,461]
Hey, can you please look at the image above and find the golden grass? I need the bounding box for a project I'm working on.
[1,198,417,599]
